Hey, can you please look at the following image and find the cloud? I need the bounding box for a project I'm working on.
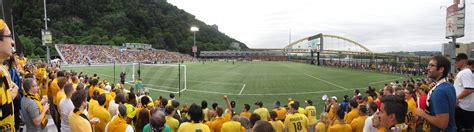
[168,0,473,52]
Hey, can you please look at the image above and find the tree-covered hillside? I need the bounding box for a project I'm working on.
[10,0,248,57]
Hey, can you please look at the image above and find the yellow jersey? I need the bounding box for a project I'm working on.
[178,122,211,132]
[344,109,359,124]
[88,86,104,99]
[304,106,317,125]
[298,107,306,115]
[50,79,60,101]
[69,111,92,132]
[0,66,15,131]
[328,122,351,132]
[328,105,335,120]
[203,108,209,121]
[273,107,287,121]
[166,116,180,132]
[368,96,374,103]
[93,105,111,132]
[221,121,245,132]
[55,91,66,110]
[210,117,227,132]
[124,103,136,119]
[350,115,368,132]
[254,107,270,121]
[315,122,327,132]
[240,111,251,119]
[284,113,309,132]
[269,120,285,132]
[405,98,417,130]
[88,99,99,117]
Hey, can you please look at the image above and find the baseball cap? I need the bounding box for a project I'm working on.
[331,96,338,101]
[456,53,468,61]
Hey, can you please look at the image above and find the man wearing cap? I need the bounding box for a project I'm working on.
[453,53,474,131]
[253,101,270,121]
[304,100,316,132]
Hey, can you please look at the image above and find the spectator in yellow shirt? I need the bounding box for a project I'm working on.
[92,94,111,132]
[178,104,211,132]
[272,101,286,121]
[254,101,270,121]
[284,103,309,132]
[304,100,317,132]
[404,87,417,131]
[165,106,180,132]
[210,107,228,132]
[315,112,329,132]
[328,105,352,132]
[221,115,246,132]
[240,104,252,119]
[269,111,285,132]
[344,100,360,124]
[350,105,368,132]
[68,90,95,132]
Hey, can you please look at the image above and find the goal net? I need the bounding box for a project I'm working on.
[121,63,187,94]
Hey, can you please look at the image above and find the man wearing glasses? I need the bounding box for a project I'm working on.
[416,56,457,131]
[0,19,19,131]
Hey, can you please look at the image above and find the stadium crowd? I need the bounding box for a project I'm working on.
[323,61,426,76]
[57,44,193,64]
[0,20,473,132]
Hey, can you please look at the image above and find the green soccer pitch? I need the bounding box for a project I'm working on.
[62,61,408,118]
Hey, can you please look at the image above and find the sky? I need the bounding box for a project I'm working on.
[167,0,473,52]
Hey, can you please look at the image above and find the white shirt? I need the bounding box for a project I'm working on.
[454,68,474,111]
[363,115,377,132]
[59,98,74,132]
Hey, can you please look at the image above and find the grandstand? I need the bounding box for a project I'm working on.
[56,44,193,64]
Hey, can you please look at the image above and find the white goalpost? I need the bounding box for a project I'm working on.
[125,63,187,94]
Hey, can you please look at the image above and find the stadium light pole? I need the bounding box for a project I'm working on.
[191,26,199,58]
[43,0,51,63]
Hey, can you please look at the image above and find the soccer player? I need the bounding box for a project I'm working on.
[416,56,456,131]
[253,101,270,121]
[284,103,309,132]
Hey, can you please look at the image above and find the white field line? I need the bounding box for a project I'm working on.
[368,77,404,84]
[303,73,348,90]
[239,84,246,95]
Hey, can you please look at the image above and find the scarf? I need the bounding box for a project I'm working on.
[25,93,48,128]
